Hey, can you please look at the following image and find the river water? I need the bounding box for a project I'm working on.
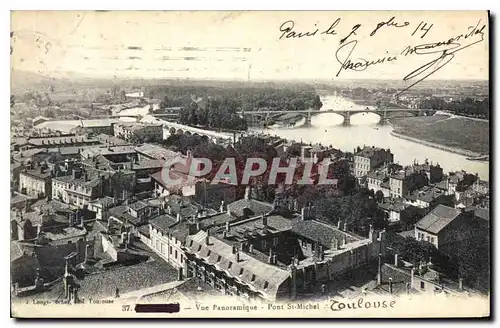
[253,95,489,181]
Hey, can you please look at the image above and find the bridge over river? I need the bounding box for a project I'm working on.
[240,108,435,126]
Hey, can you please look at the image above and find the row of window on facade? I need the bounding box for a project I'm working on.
[417,232,435,244]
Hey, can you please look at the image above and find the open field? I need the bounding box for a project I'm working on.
[390,114,490,155]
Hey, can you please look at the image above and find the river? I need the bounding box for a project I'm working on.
[253,95,489,181]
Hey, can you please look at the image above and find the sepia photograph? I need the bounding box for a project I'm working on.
[9,10,490,318]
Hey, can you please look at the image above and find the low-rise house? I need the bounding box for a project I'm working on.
[414,205,477,251]
[404,186,454,210]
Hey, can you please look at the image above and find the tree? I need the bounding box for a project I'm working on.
[375,190,385,203]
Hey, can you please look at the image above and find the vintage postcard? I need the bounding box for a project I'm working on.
[10,11,490,318]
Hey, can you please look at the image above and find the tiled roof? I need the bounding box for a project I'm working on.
[415,205,461,234]
[21,167,52,180]
[185,231,290,301]
[291,219,361,248]
[227,199,274,218]
[133,159,165,170]
[135,144,181,161]
[405,186,445,203]
[379,199,410,212]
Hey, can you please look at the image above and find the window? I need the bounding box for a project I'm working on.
[175,250,178,259]
[262,239,268,249]
[272,237,278,247]
[169,246,172,254]
[160,243,165,254]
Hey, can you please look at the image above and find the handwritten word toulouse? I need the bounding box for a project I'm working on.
[330,298,396,311]
[160,157,337,187]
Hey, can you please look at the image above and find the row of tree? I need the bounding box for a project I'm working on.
[418,97,489,119]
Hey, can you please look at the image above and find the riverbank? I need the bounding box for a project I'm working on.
[390,114,489,156]
[389,130,482,158]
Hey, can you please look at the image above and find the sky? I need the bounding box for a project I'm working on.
[11,11,489,81]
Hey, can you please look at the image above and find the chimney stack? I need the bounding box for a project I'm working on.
[176,213,181,223]
[394,253,399,266]
[343,222,347,231]
[225,222,230,232]
[205,230,210,245]
[85,244,91,262]
[235,250,240,262]
[337,220,341,229]
[377,253,382,285]
[219,200,225,213]
[301,207,306,221]
[249,244,254,253]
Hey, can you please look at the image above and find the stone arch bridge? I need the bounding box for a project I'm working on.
[240,108,434,126]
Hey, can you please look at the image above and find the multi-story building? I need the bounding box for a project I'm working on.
[353,146,393,179]
[412,159,444,184]
[52,170,105,208]
[19,165,52,199]
[181,208,385,301]
[367,169,390,197]
[113,122,163,142]
[389,168,428,199]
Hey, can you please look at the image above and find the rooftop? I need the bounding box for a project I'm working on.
[379,199,411,212]
[355,146,390,158]
[185,230,291,301]
[227,198,274,218]
[415,205,462,234]
[34,118,124,133]
[20,167,51,180]
[135,143,181,161]
[291,218,362,248]
[406,186,445,203]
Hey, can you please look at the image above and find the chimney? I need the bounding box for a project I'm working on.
[85,244,91,262]
[343,222,347,231]
[232,245,237,254]
[219,200,225,213]
[337,220,341,229]
[394,253,399,266]
[301,207,306,221]
[225,222,230,232]
[249,244,254,253]
[222,231,227,238]
[73,287,79,304]
[377,253,382,285]
[176,213,181,223]
[268,249,273,263]
[121,232,127,244]
[235,250,240,262]
[389,277,393,294]
[205,230,210,245]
